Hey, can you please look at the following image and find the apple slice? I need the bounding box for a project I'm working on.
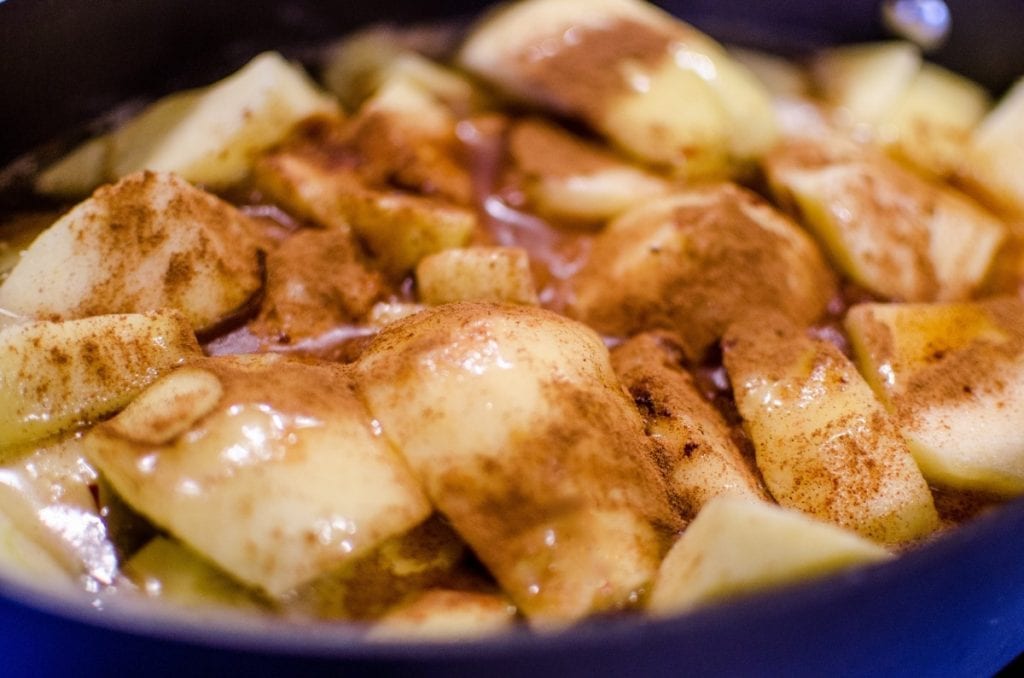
[611,333,768,517]
[0,435,118,586]
[765,137,1006,302]
[0,509,74,593]
[369,590,517,640]
[252,114,476,276]
[415,247,538,306]
[0,309,199,448]
[85,354,432,596]
[506,118,670,223]
[649,495,892,615]
[250,227,386,343]
[354,302,679,625]
[961,77,1024,218]
[458,0,776,178]
[34,135,112,199]
[36,52,339,197]
[323,25,488,115]
[287,515,470,621]
[569,183,835,361]
[0,171,264,333]
[878,63,991,178]
[722,310,939,545]
[122,537,268,612]
[811,41,921,125]
[845,298,1024,495]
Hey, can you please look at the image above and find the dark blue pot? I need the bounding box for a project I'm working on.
[2,1,1024,675]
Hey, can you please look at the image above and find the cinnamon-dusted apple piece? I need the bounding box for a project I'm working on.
[0,171,264,334]
[877,63,990,179]
[253,115,475,276]
[961,77,1024,218]
[811,42,991,179]
[250,227,387,344]
[323,24,489,116]
[354,302,680,626]
[458,0,776,178]
[286,515,478,621]
[722,310,940,545]
[415,247,538,306]
[845,298,1024,495]
[85,354,432,596]
[0,310,199,448]
[122,536,269,613]
[812,42,922,126]
[569,183,835,362]
[610,333,767,517]
[506,118,670,224]
[368,590,517,640]
[36,52,340,197]
[765,137,1006,302]
[650,496,892,615]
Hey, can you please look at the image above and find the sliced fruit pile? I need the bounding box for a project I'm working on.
[2,0,1024,639]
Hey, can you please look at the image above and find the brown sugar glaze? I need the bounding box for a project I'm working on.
[202,111,1000,532]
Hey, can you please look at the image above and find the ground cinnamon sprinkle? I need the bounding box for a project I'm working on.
[570,184,835,361]
[508,118,622,179]
[890,298,1024,417]
[513,18,676,121]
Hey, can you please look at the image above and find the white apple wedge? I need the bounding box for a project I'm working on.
[369,590,517,640]
[812,41,922,125]
[961,77,1024,218]
[723,310,940,545]
[649,495,892,615]
[1,171,264,333]
[35,52,340,196]
[846,298,1024,495]
[458,0,776,178]
[765,137,1006,302]
[354,302,679,625]
[85,354,432,596]
[0,310,199,448]
[570,183,835,361]
[415,247,538,306]
[506,118,670,223]
[611,333,768,516]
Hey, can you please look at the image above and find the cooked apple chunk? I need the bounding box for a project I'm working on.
[0,171,264,333]
[355,302,680,625]
[649,496,892,615]
[415,247,538,306]
[0,435,118,586]
[458,0,776,177]
[877,63,991,178]
[0,310,199,448]
[961,77,1024,218]
[324,25,489,115]
[253,116,476,276]
[123,537,268,612]
[506,118,670,223]
[570,183,835,361]
[36,52,340,196]
[845,298,1024,495]
[611,333,768,517]
[250,228,386,343]
[723,311,940,545]
[286,515,474,621]
[85,354,432,596]
[811,41,922,125]
[369,590,517,640]
[765,138,1006,302]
